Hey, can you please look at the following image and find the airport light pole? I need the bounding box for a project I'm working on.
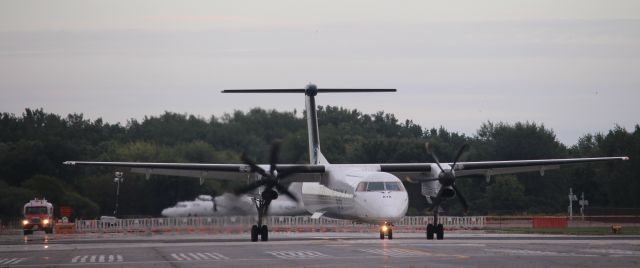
[579,192,589,219]
[113,172,124,218]
[568,187,577,219]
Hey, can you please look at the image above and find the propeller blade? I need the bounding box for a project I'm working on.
[452,184,469,213]
[425,142,446,173]
[451,144,469,170]
[274,183,299,202]
[241,153,269,178]
[237,141,300,203]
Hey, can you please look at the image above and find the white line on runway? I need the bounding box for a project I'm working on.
[266,250,329,259]
[359,248,431,257]
[405,243,486,247]
[0,258,27,265]
[582,249,640,256]
[71,255,123,263]
[485,249,597,257]
[170,252,229,261]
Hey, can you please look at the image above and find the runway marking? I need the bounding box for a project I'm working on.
[582,249,640,256]
[405,243,486,247]
[485,249,597,257]
[170,252,229,261]
[359,248,431,257]
[71,255,123,263]
[0,258,27,265]
[266,250,329,259]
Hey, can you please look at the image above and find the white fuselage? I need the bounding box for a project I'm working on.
[295,165,409,224]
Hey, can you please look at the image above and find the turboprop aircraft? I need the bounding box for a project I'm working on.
[64,84,628,242]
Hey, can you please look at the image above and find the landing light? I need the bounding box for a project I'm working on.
[43,219,49,225]
[22,220,28,225]
[381,225,388,232]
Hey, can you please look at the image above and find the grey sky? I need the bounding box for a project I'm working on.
[1,1,639,146]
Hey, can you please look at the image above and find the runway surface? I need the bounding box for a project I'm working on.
[1,231,639,267]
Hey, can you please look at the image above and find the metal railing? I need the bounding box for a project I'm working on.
[74,216,487,233]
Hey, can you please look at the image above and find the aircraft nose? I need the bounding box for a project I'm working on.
[379,194,408,219]
[356,192,408,221]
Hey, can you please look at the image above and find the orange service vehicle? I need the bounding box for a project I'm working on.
[22,198,54,235]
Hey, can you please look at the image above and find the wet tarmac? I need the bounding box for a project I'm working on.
[1,231,639,267]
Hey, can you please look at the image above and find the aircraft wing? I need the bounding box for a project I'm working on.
[378,156,628,181]
[453,156,628,178]
[63,161,325,182]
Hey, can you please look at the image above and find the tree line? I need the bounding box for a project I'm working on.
[0,108,637,221]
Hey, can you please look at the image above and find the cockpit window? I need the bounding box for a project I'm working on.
[385,182,404,191]
[356,182,367,192]
[366,182,385,191]
[356,181,405,192]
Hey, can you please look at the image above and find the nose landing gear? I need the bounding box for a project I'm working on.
[379,222,393,240]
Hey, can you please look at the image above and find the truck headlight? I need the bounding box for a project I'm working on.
[22,220,28,225]
[43,219,49,225]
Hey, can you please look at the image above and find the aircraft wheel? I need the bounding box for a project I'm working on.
[260,225,269,241]
[251,225,259,242]
[23,230,32,235]
[436,224,444,240]
[426,224,434,240]
[380,230,385,239]
[388,228,393,240]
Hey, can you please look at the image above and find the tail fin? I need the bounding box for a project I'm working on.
[223,84,396,164]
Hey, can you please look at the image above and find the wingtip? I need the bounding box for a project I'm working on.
[622,156,630,161]
[63,161,75,165]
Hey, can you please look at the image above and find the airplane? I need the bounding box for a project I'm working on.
[64,84,629,242]
[161,193,307,217]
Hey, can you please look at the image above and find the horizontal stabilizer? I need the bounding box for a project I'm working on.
[222,88,396,93]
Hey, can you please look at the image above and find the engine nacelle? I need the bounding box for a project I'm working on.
[440,187,456,199]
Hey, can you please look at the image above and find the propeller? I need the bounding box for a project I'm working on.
[425,143,469,213]
[234,142,299,202]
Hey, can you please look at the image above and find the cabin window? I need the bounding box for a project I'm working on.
[356,182,367,192]
[366,182,385,191]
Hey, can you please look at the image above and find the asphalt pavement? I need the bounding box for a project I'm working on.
[0,231,639,267]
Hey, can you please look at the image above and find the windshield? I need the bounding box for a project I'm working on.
[366,182,385,191]
[356,182,405,192]
[25,206,48,215]
[385,182,403,191]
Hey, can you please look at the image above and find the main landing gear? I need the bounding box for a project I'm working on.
[379,222,393,240]
[426,206,444,240]
[250,189,278,242]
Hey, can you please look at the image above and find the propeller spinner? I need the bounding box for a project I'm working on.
[426,143,469,213]
[234,142,299,203]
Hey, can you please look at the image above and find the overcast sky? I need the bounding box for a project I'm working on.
[1,0,638,146]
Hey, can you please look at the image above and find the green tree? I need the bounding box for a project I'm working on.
[484,176,526,214]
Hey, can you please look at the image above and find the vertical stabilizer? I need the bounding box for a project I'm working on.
[304,84,329,164]
[222,84,395,165]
